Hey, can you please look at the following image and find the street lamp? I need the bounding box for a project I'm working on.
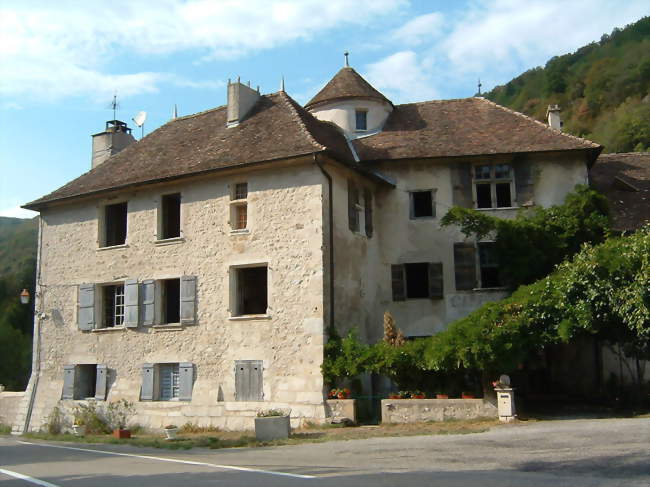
[20,289,30,305]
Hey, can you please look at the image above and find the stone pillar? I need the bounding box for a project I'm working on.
[495,387,516,422]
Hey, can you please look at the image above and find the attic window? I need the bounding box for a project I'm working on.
[103,202,127,246]
[230,182,248,231]
[355,110,367,131]
[159,193,181,239]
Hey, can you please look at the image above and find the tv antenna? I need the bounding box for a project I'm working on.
[132,111,147,138]
[109,92,120,120]
[477,78,482,96]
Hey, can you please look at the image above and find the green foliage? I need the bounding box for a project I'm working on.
[441,186,610,287]
[46,406,64,435]
[484,16,650,152]
[105,399,136,430]
[322,329,372,385]
[71,402,110,434]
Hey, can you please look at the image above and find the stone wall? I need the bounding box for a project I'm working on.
[25,158,328,432]
[381,399,497,423]
[325,399,356,424]
[0,391,25,427]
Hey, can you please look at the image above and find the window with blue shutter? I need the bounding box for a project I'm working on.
[124,279,139,328]
[78,284,95,330]
[141,280,155,326]
[180,275,196,324]
[235,360,263,401]
[140,363,155,401]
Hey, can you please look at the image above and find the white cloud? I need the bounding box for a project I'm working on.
[0,206,37,219]
[364,51,439,103]
[0,0,406,101]
[392,12,444,46]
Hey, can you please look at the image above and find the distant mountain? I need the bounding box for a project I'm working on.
[484,16,650,153]
[0,216,38,278]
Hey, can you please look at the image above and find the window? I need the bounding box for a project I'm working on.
[473,164,513,209]
[62,364,108,400]
[161,278,180,324]
[348,180,372,237]
[230,182,248,231]
[233,266,268,316]
[103,284,125,327]
[77,277,196,330]
[159,193,181,239]
[355,109,367,131]
[140,362,194,401]
[159,363,180,401]
[391,262,443,301]
[453,242,503,290]
[235,360,263,401]
[478,242,502,288]
[103,202,127,246]
[409,190,436,219]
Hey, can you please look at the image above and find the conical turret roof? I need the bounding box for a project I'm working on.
[305,67,392,110]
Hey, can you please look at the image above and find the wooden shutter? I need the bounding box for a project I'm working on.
[391,265,406,301]
[180,275,196,325]
[454,243,477,291]
[95,364,108,400]
[451,162,473,208]
[235,360,263,401]
[514,158,535,206]
[140,363,155,401]
[124,279,139,328]
[348,180,359,232]
[62,365,75,399]
[178,362,194,401]
[364,189,373,237]
[428,262,444,299]
[78,284,95,330]
[141,280,155,326]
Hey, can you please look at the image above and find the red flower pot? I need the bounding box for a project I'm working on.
[412,394,425,399]
[461,393,475,399]
[436,394,449,399]
[113,429,131,439]
[388,394,400,399]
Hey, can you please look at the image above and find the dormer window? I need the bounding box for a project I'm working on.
[355,109,367,131]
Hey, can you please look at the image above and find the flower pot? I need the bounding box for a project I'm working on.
[254,415,290,442]
[436,394,449,399]
[113,428,131,439]
[461,393,475,399]
[388,394,400,399]
[412,395,425,399]
[164,428,178,440]
[72,424,86,437]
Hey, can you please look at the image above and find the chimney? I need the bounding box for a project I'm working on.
[91,120,136,168]
[546,104,562,131]
[227,78,260,128]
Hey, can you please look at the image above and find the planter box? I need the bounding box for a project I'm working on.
[255,416,290,441]
[325,399,357,424]
[381,398,498,423]
[72,425,86,437]
[164,428,178,440]
[113,428,131,439]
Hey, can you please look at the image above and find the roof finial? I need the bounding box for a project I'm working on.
[280,75,285,92]
[344,51,349,67]
[477,78,482,96]
[172,104,178,119]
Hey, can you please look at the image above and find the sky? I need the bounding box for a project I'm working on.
[1,0,648,219]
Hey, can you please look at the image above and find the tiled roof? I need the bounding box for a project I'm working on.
[25,92,353,209]
[352,97,601,161]
[305,67,392,109]
[590,152,650,231]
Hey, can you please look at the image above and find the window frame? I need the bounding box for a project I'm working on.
[409,189,436,220]
[229,263,270,318]
[99,201,128,248]
[157,192,182,241]
[158,363,181,401]
[472,163,516,209]
[100,282,126,328]
[453,241,506,291]
[355,108,368,132]
[348,180,372,237]
[159,278,181,325]
[230,182,249,232]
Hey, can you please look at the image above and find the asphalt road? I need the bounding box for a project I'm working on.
[1,417,649,486]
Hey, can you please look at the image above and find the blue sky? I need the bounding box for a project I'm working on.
[1,0,648,218]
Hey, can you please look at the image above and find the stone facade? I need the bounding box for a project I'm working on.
[381,399,497,423]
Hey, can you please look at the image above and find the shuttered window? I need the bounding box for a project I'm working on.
[454,243,477,291]
[159,363,180,401]
[235,360,263,401]
[78,284,95,330]
[62,364,108,401]
[391,263,444,300]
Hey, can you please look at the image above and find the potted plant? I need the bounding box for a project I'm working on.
[436,393,449,399]
[461,392,476,399]
[106,399,135,439]
[411,390,426,399]
[71,406,87,437]
[163,424,179,440]
[328,388,351,399]
[254,409,290,442]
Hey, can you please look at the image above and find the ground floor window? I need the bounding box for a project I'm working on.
[140,362,194,401]
[391,262,443,301]
[159,363,180,401]
[235,360,263,401]
[61,364,108,400]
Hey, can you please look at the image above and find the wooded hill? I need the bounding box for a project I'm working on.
[484,16,650,153]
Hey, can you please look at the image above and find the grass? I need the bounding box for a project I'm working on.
[0,424,12,434]
[21,418,499,451]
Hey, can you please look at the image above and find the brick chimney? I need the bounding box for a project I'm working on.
[546,104,562,131]
[227,78,260,128]
[91,120,136,168]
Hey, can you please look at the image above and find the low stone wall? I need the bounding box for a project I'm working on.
[325,399,356,424]
[381,398,497,423]
[0,391,25,428]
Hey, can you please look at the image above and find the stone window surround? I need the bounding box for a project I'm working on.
[408,188,437,220]
[229,181,249,233]
[97,199,129,249]
[228,261,271,320]
[156,192,184,242]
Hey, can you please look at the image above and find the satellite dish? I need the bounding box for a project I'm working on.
[132,111,147,127]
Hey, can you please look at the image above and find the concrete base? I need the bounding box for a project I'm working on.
[325,399,357,424]
[381,398,497,423]
[254,415,290,441]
